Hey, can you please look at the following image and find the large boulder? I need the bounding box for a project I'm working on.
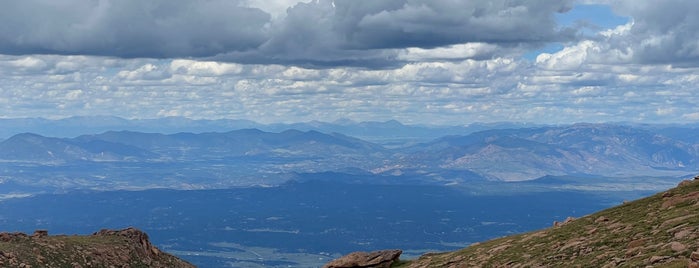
[324,249,402,268]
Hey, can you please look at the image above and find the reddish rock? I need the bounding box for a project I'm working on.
[678,180,693,187]
[594,216,609,223]
[673,229,691,239]
[0,232,10,242]
[554,217,576,227]
[668,241,686,252]
[661,191,699,209]
[32,230,48,238]
[691,251,699,261]
[626,238,646,249]
[649,255,669,264]
[323,249,402,268]
[93,227,156,257]
[0,232,28,242]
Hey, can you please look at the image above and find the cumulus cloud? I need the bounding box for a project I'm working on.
[334,0,574,48]
[517,1,699,123]
[117,63,170,81]
[608,0,699,65]
[0,0,270,58]
[1,51,699,124]
[0,0,575,66]
[2,1,699,124]
[546,1,699,67]
[221,0,577,66]
[170,59,244,77]
[397,43,501,61]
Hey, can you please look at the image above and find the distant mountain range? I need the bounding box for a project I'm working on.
[0,122,697,190]
[395,123,699,181]
[0,116,540,145]
[0,132,157,162]
[0,129,384,163]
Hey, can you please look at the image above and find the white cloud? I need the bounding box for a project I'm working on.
[1,1,699,124]
[571,86,601,96]
[281,67,323,80]
[683,112,699,120]
[397,43,500,61]
[1,51,698,124]
[117,63,169,81]
[10,56,48,70]
[64,89,84,100]
[170,59,243,77]
[608,0,699,65]
[0,0,577,67]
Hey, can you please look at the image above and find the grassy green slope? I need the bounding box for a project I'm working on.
[401,177,699,268]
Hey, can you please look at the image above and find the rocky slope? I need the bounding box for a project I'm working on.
[395,176,699,267]
[0,227,194,268]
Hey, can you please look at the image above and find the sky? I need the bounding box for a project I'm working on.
[0,0,698,125]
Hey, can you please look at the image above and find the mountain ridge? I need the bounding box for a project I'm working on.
[0,116,545,143]
[1,123,698,191]
[395,124,698,181]
[0,128,386,163]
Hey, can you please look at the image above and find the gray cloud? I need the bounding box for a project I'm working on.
[0,0,574,66]
[607,0,699,66]
[3,2,699,125]
[0,0,270,58]
[335,0,574,48]
[225,0,576,67]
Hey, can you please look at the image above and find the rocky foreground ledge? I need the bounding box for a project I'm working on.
[0,227,194,268]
